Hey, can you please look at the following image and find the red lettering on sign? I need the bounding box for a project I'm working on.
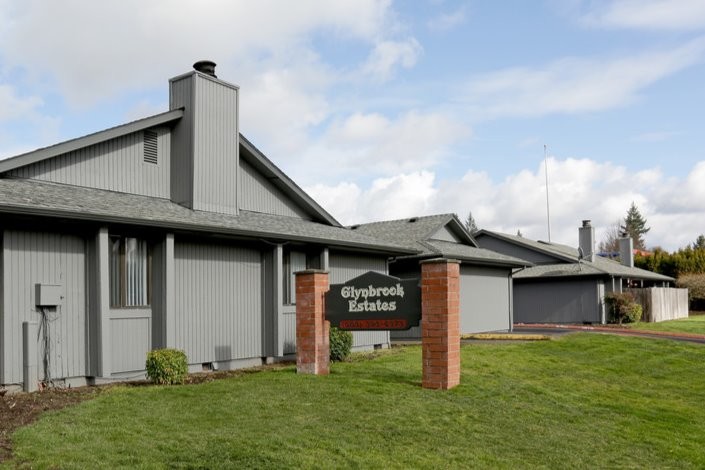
[339,319,408,330]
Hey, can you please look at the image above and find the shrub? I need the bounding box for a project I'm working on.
[146,349,188,385]
[605,292,643,325]
[329,327,353,362]
[677,273,705,311]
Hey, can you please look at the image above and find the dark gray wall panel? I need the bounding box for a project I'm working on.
[239,159,309,218]
[174,241,262,364]
[2,230,86,384]
[170,77,195,207]
[514,280,600,323]
[9,128,171,198]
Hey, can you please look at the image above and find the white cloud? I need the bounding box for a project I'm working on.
[293,110,469,183]
[0,0,396,107]
[461,36,705,119]
[427,8,466,32]
[581,0,705,31]
[0,84,43,122]
[306,171,437,224]
[307,158,705,251]
[361,38,423,81]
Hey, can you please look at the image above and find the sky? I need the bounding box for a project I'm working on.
[1,0,704,251]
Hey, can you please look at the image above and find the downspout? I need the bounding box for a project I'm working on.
[507,272,513,332]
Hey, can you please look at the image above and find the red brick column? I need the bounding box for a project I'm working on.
[295,270,330,375]
[421,259,460,390]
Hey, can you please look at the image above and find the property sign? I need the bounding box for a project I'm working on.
[325,271,420,330]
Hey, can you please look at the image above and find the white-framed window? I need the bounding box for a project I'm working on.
[110,237,150,307]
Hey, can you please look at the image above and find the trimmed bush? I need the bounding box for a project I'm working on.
[677,273,705,311]
[605,292,643,324]
[146,349,188,385]
[329,327,353,362]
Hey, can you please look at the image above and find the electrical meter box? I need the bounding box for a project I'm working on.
[35,284,62,307]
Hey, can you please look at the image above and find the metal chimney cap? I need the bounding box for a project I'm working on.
[582,220,592,228]
[193,60,217,78]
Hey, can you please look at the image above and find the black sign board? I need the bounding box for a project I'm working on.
[325,271,420,330]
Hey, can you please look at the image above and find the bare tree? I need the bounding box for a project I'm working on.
[598,219,623,255]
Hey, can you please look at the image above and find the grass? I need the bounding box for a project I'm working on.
[6,333,705,469]
[630,313,705,335]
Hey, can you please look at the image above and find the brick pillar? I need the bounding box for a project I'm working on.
[421,259,460,390]
[295,270,330,375]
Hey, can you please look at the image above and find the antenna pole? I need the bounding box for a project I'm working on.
[544,144,551,242]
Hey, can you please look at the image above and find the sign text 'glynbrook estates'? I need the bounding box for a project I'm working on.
[325,271,420,330]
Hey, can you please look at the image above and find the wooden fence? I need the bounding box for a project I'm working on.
[626,288,689,322]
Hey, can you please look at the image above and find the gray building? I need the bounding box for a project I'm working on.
[350,214,530,338]
[0,62,416,391]
[475,221,674,324]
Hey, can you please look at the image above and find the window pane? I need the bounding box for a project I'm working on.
[125,238,148,306]
[282,251,292,305]
[290,252,307,304]
[109,238,121,307]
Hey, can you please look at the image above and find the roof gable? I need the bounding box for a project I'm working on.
[0,109,184,174]
[476,230,673,281]
[1,110,341,227]
[350,214,529,268]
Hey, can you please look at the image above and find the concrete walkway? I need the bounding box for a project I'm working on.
[514,324,705,345]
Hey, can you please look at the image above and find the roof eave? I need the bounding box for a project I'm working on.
[239,135,341,227]
[0,204,414,256]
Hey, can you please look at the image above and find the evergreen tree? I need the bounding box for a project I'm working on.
[621,202,650,250]
[464,211,479,234]
[694,234,705,250]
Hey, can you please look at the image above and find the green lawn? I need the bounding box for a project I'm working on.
[631,313,705,335]
[7,334,705,469]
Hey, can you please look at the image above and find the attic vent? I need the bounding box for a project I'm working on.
[350,225,359,230]
[408,217,418,223]
[143,130,158,164]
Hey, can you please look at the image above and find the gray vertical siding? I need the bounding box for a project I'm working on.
[174,241,262,365]
[476,237,557,264]
[192,76,239,215]
[239,159,308,218]
[430,226,461,243]
[169,73,239,215]
[109,309,151,374]
[329,252,390,348]
[2,230,86,384]
[459,266,511,333]
[170,76,195,208]
[8,128,171,198]
[282,307,297,354]
[514,279,600,323]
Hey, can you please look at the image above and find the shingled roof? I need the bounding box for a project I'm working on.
[0,178,415,254]
[477,230,673,282]
[350,214,530,268]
